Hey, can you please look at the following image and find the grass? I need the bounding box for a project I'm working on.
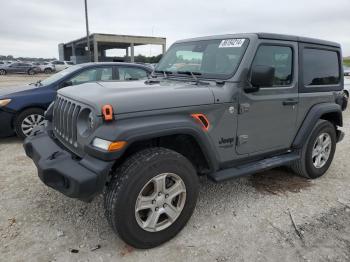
[344,59,350,68]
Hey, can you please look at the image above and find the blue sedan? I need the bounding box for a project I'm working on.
[0,62,152,138]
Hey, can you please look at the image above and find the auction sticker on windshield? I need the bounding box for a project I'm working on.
[219,39,245,48]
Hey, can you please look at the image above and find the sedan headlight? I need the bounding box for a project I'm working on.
[92,138,127,152]
[0,99,11,107]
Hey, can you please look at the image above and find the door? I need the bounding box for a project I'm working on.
[236,42,299,155]
[52,61,65,71]
[8,63,21,73]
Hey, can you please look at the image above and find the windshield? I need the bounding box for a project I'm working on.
[156,38,249,79]
[40,65,82,86]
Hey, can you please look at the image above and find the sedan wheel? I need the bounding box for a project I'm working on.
[21,114,46,137]
[14,108,46,138]
[0,69,6,75]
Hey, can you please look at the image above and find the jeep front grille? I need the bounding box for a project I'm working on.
[53,96,81,147]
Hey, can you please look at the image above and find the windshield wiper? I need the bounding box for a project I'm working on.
[153,70,173,79]
[176,71,205,85]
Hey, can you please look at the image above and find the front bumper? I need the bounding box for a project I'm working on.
[0,109,15,138]
[23,129,114,201]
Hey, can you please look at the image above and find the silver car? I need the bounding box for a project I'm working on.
[0,62,40,75]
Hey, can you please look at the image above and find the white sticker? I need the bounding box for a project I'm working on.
[219,39,245,48]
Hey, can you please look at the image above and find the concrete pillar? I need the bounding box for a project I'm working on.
[72,44,76,57]
[162,44,166,54]
[130,43,135,63]
[93,39,98,62]
[126,47,129,60]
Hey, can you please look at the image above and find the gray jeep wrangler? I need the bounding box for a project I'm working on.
[24,33,347,249]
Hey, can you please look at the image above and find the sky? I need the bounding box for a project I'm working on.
[0,0,350,59]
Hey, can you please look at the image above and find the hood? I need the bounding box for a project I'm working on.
[0,84,40,98]
[58,80,215,115]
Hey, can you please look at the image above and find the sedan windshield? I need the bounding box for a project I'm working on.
[156,38,249,79]
[40,65,82,86]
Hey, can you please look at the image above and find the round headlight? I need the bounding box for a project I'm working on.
[77,108,94,137]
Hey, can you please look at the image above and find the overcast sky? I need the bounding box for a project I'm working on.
[1,0,350,58]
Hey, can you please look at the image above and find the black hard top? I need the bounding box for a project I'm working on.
[176,33,340,48]
[257,33,340,48]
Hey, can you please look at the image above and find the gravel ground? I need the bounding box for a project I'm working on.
[0,76,350,262]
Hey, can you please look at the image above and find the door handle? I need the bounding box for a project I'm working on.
[282,100,298,106]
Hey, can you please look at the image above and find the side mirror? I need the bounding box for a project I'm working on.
[62,81,73,87]
[246,65,275,93]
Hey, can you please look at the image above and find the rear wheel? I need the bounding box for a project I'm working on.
[104,147,199,249]
[291,120,336,179]
[14,108,45,138]
[0,69,6,75]
[44,68,52,74]
[344,90,349,100]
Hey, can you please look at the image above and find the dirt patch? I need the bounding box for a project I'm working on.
[293,206,350,261]
[250,168,313,195]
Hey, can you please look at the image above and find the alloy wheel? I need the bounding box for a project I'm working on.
[312,133,332,169]
[135,173,187,232]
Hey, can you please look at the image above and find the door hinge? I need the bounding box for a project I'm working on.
[237,135,249,146]
[239,103,250,114]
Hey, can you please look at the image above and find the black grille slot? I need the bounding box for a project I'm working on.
[53,96,80,147]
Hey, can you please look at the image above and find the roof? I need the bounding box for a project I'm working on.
[63,33,166,47]
[175,33,340,48]
[77,62,153,70]
[257,33,340,47]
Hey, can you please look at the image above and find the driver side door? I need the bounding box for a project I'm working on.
[236,41,299,155]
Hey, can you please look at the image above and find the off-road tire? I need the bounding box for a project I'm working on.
[291,120,336,179]
[104,147,199,249]
[0,69,6,75]
[14,108,45,139]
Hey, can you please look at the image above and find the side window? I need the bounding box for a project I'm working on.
[252,45,293,86]
[303,48,340,86]
[69,69,98,85]
[118,67,148,81]
[100,67,113,81]
[68,67,113,85]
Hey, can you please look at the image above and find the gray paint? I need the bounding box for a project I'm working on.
[55,33,344,172]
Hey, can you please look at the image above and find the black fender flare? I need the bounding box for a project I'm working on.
[85,114,219,171]
[292,103,342,149]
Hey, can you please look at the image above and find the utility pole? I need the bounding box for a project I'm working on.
[84,0,91,61]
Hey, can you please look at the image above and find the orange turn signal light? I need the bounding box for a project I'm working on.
[108,141,127,152]
[102,104,114,121]
[191,113,210,131]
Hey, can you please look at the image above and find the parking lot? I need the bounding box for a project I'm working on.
[1,75,350,262]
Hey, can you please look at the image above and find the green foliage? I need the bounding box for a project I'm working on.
[343,58,350,67]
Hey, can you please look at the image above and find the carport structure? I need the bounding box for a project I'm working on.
[59,33,166,64]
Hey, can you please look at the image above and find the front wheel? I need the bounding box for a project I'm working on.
[291,120,336,179]
[14,108,45,138]
[104,147,199,249]
[28,69,35,75]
